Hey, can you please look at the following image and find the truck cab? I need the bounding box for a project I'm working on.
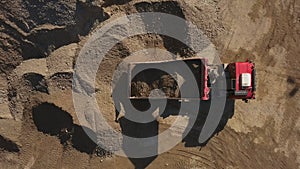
[225,60,256,102]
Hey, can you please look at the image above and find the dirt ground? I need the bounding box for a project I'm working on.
[0,0,299,169]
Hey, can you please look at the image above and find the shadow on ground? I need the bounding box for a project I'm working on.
[112,70,235,168]
[119,116,158,169]
[0,135,20,153]
[32,103,108,155]
[114,97,234,168]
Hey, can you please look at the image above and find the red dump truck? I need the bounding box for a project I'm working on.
[128,58,256,103]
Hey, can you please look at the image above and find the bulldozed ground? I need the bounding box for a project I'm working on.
[0,0,299,168]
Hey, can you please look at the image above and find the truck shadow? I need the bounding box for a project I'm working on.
[182,99,235,147]
[125,98,235,148]
[115,98,234,168]
[119,116,158,169]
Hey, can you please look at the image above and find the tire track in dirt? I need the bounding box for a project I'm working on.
[176,149,215,168]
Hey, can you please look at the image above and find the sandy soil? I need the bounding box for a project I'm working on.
[0,0,299,169]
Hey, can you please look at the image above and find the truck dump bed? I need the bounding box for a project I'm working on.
[128,58,209,100]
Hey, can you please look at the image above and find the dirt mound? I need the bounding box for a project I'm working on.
[131,74,180,98]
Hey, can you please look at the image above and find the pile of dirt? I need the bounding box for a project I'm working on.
[131,74,180,98]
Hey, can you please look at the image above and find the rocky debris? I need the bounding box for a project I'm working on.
[0,0,109,72]
[95,146,113,158]
[22,1,77,31]
[49,72,73,91]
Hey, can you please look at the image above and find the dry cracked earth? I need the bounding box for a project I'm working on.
[0,0,299,169]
